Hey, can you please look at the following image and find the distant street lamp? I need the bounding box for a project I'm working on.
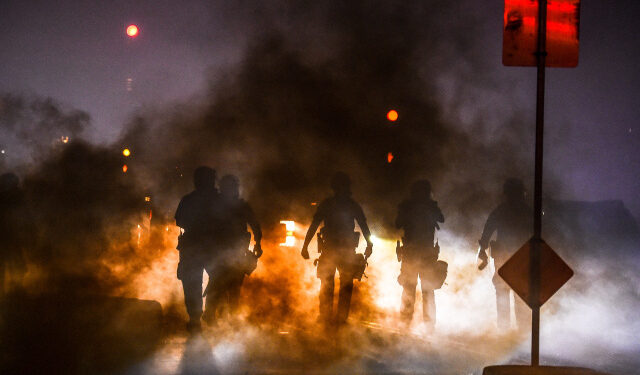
[126,24,139,38]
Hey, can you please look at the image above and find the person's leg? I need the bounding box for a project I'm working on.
[227,272,245,314]
[493,275,511,331]
[317,255,337,324]
[209,266,238,320]
[179,257,204,332]
[513,293,530,332]
[420,288,436,328]
[399,260,419,324]
[202,267,218,325]
[419,258,439,329]
[336,267,354,324]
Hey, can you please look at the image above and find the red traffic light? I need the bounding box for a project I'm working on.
[126,24,139,38]
[387,110,399,122]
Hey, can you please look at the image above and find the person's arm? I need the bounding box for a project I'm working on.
[301,205,324,260]
[174,198,185,228]
[244,202,263,257]
[434,201,444,224]
[301,217,321,260]
[477,210,497,269]
[354,203,373,258]
[479,210,497,251]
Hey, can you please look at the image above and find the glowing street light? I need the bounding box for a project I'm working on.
[123,148,131,157]
[387,109,399,122]
[126,24,139,38]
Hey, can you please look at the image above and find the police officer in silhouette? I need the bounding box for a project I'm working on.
[203,174,262,323]
[478,178,531,330]
[301,172,373,326]
[396,180,444,328]
[175,166,218,332]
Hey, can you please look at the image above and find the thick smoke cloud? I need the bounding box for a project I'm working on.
[119,1,536,238]
[0,94,89,172]
[20,141,149,292]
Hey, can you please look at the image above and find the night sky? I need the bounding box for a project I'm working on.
[1,1,638,219]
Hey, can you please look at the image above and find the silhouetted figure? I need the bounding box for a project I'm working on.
[0,173,28,295]
[478,178,532,330]
[203,175,262,324]
[175,166,218,332]
[301,172,373,326]
[395,180,444,328]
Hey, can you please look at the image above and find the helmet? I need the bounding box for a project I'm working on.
[220,174,240,199]
[193,166,216,191]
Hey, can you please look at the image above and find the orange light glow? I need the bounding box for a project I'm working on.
[123,148,131,157]
[386,110,398,122]
[279,220,296,247]
[122,165,128,173]
[387,152,394,163]
[126,24,139,38]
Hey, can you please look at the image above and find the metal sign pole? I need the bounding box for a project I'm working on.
[531,0,548,367]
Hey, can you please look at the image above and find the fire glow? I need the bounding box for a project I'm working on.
[279,220,296,247]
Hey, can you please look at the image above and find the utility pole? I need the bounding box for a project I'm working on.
[531,0,548,366]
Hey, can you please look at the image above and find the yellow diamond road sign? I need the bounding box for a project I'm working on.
[498,238,573,308]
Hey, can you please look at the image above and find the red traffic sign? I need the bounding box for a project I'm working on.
[498,238,573,308]
[503,0,580,67]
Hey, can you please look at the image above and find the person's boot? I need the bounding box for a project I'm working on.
[187,318,202,334]
[202,308,217,327]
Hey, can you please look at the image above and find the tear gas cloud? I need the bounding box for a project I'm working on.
[0,94,88,172]
[1,1,638,374]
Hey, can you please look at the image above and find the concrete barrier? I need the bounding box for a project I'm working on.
[0,292,163,374]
